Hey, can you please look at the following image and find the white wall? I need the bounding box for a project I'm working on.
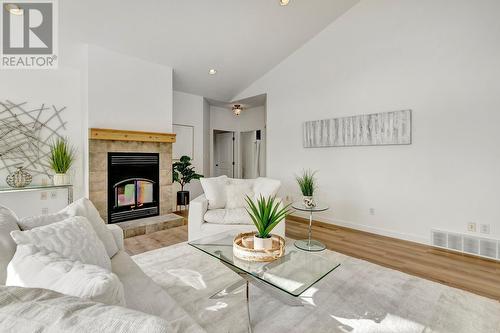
[235,0,500,243]
[172,91,206,201]
[87,45,173,133]
[209,106,266,177]
[0,65,86,216]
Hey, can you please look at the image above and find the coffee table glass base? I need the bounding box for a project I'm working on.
[294,239,326,252]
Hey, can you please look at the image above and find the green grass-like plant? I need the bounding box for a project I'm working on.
[49,137,75,174]
[245,195,291,239]
[296,169,316,196]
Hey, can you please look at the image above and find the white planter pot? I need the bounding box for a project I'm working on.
[53,173,70,185]
[302,195,316,208]
[253,235,273,250]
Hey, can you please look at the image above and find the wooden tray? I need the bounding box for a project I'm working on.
[233,232,285,262]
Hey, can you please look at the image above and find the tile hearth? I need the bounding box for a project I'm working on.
[117,213,185,238]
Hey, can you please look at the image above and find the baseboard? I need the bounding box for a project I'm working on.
[288,212,429,245]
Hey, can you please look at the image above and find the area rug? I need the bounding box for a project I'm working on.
[132,242,500,333]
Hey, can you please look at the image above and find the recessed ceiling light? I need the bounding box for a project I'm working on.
[4,3,23,15]
[279,0,290,6]
[208,69,217,75]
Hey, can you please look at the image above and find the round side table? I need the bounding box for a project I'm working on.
[292,202,329,251]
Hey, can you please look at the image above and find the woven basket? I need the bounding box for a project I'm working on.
[233,232,285,262]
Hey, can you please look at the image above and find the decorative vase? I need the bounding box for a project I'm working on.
[53,173,70,185]
[6,167,32,188]
[176,190,190,206]
[253,234,273,250]
[302,195,316,208]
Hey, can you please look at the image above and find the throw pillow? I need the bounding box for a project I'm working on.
[225,183,254,209]
[252,177,281,200]
[10,216,111,271]
[6,245,126,307]
[200,175,228,209]
[18,198,119,258]
[0,205,21,284]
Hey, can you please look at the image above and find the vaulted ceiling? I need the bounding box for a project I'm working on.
[61,0,359,101]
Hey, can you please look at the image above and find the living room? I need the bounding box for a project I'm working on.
[0,0,499,332]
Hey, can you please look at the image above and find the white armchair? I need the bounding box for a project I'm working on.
[188,177,286,241]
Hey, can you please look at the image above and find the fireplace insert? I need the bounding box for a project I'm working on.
[107,152,159,223]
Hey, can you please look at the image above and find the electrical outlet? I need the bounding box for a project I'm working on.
[480,224,490,234]
[40,192,48,200]
[467,222,477,233]
[41,208,49,215]
[369,208,375,215]
[50,191,57,199]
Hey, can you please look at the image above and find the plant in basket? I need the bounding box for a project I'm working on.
[245,195,291,250]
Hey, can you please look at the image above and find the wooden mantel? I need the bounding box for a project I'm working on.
[90,128,176,143]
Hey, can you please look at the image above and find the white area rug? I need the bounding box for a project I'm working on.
[132,242,500,333]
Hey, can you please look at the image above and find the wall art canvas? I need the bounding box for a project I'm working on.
[303,110,412,148]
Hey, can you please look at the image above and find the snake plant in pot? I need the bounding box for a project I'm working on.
[245,195,291,250]
[172,156,203,206]
[49,137,75,186]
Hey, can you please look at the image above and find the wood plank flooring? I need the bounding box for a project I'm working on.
[287,216,500,302]
[124,212,500,301]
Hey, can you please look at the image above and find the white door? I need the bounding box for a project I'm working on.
[214,132,234,177]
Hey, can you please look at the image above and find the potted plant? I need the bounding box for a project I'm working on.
[245,195,291,250]
[296,169,317,208]
[172,155,203,207]
[49,137,75,186]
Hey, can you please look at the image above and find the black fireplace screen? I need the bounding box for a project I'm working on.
[108,153,159,223]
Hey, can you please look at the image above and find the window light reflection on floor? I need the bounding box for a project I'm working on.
[166,269,207,290]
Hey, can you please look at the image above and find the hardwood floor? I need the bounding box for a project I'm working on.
[124,212,500,301]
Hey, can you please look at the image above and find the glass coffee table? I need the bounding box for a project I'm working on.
[292,202,329,251]
[189,231,340,332]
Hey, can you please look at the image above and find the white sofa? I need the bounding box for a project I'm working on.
[0,200,204,333]
[188,176,285,241]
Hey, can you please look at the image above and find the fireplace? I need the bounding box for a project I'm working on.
[107,152,160,223]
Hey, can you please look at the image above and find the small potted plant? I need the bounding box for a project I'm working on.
[296,169,317,208]
[49,137,75,186]
[172,155,203,207]
[245,195,291,250]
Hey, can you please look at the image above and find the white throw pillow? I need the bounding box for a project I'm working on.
[225,183,254,209]
[18,198,119,258]
[6,245,125,306]
[10,216,111,271]
[200,175,228,209]
[253,177,281,200]
[0,205,21,285]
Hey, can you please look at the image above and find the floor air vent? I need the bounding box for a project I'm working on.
[431,229,499,261]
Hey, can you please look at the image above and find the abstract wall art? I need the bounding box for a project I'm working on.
[303,110,412,148]
[0,100,68,177]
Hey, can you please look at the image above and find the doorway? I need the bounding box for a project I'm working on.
[240,129,266,179]
[213,130,235,177]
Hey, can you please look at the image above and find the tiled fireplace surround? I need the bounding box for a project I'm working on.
[89,138,173,223]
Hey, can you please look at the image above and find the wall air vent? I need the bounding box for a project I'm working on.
[431,229,499,262]
[431,230,447,248]
[479,238,497,259]
[463,236,480,255]
[447,233,463,251]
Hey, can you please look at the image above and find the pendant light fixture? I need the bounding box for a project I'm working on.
[232,104,242,116]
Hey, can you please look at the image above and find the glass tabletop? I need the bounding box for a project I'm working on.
[292,201,329,212]
[189,231,340,297]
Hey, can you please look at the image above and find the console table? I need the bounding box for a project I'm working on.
[0,184,74,205]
